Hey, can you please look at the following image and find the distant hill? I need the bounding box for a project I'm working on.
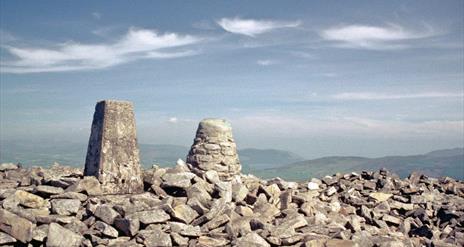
[0,140,304,170]
[239,148,304,172]
[254,148,464,181]
[139,144,188,167]
[1,140,461,180]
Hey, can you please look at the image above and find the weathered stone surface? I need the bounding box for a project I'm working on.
[171,232,189,246]
[93,221,119,238]
[161,172,195,188]
[169,222,201,237]
[51,199,81,215]
[131,209,170,224]
[172,204,199,224]
[3,147,464,247]
[236,232,270,247]
[307,181,320,190]
[0,232,16,245]
[13,190,46,208]
[114,215,139,237]
[0,163,18,171]
[94,204,120,225]
[369,192,393,202]
[0,209,34,243]
[66,176,102,196]
[186,118,241,181]
[50,191,88,201]
[84,100,144,194]
[198,236,229,246]
[138,229,172,247]
[326,239,359,247]
[46,223,83,247]
[35,185,64,195]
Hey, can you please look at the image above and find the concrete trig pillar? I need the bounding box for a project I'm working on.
[84,100,144,194]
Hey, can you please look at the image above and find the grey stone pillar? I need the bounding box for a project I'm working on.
[84,100,144,194]
[186,118,241,181]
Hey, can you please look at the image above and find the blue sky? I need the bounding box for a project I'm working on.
[1,0,463,158]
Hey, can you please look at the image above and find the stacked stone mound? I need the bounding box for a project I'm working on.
[1,162,463,247]
[84,100,144,194]
[187,119,241,181]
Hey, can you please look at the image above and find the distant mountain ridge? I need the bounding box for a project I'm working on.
[0,140,305,171]
[254,148,464,181]
[0,140,462,180]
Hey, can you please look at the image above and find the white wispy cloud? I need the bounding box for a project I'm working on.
[256,59,277,66]
[233,113,463,139]
[92,12,102,20]
[217,17,301,37]
[168,117,178,124]
[331,92,464,100]
[1,28,201,73]
[320,24,436,50]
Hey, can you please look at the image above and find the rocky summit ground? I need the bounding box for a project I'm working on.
[0,162,463,247]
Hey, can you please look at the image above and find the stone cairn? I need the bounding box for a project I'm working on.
[0,100,463,246]
[84,100,144,194]
[186,118,241,181]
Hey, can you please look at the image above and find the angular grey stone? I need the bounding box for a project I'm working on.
[161,172,195,188]
[0,232,16,245]
[172,204,199,224]
[35,185,64,195]
[186,118,241,181]
[66,176,102,196]
[131,209,170,225]
[202,214,230,230]
[325,239,359,247]
[138,229,172,247]
[32,224,49,242]
[0,163,18,171]
[94,221,119,238]
[0,209,34,243]
[94,204,120,225]
[326,186,337,196]
[215,181,232,202]
[50,191,88,202]
[383,214,402,225]
[171,232,189,246]
[236,232,270,247]
[51,199,81,216]
[198,236,229,246]
[84,100,144,194]
[307,182,320,190]
[114,216,139,237]
[13,190,46,208]
[46,223,83,247]
[232,183,248,202]
[64,219,88,235]
[169,222,201,237]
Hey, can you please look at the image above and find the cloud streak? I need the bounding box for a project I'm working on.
[217,17,300,37]
[321,24,437,50]
[256,59,277,66]
[331,92,464,100]
[233,114,463,139]
[1,28,201,73]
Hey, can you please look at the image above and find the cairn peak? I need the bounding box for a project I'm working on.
[187,118,241,181]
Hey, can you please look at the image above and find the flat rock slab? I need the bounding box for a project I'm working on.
[0,209,34,243]
[84,100,144,194]
[46,223,83,247]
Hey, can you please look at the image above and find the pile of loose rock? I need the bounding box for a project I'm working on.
[2,101,463,246]
[1,162,463,247]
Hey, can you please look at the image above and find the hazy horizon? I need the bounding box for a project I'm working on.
[1,1,463,159]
